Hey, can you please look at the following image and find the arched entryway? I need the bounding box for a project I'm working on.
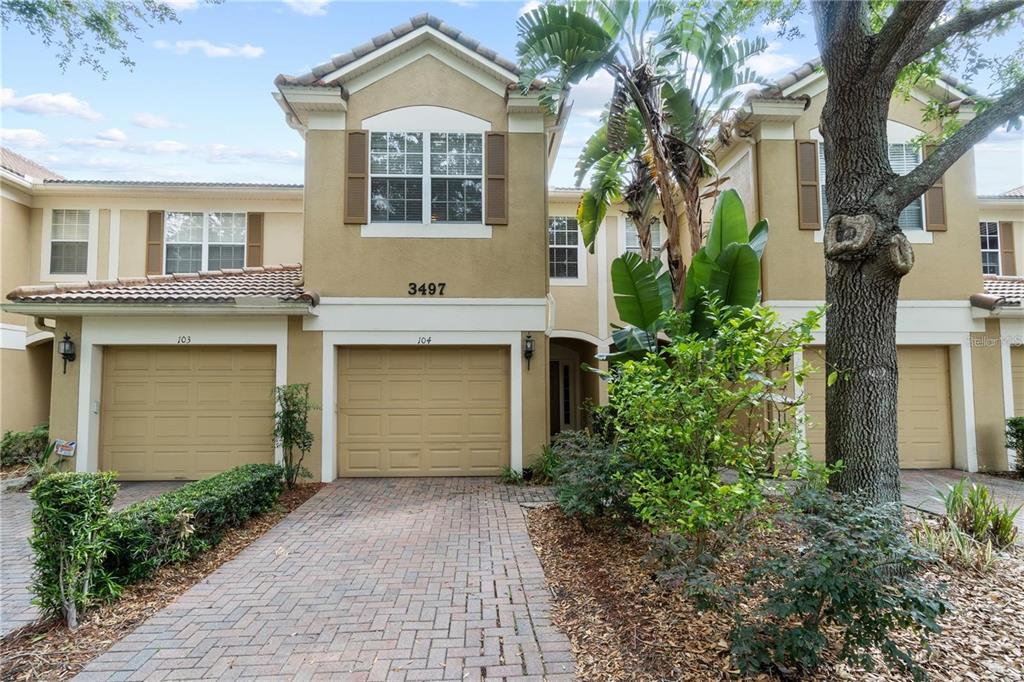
[548,335,603,436]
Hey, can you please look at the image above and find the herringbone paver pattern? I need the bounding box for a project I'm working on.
[1,481,183,636]
[77,478,575,681]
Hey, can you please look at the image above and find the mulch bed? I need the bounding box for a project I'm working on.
[0,464,29,481]
[0,482,324,681]
[527,506,1024,681]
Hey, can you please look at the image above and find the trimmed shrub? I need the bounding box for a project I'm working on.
[1005,416,1024,476]
[30,471,120,629]
[1,423,49,466]
[105,463,283,582]
[554,444,636,524]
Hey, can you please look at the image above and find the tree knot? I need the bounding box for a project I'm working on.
[824,214,876,261]
[886,232,915,276]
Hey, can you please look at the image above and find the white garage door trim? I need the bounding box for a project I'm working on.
[321,331,523,482]
[76,316,288,473]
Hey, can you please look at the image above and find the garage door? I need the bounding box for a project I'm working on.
[804,346,953,468]
[337,346,509,476]
[1011,346,1024,415]
[100,346,276,480]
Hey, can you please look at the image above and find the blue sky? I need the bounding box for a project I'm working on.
[1,0,1021,193]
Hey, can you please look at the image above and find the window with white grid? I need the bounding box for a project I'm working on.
[980,221,1001,275]
[370,132,424,223]
[164,211,246,274]
[548,216,580,279]
[819,142,924,230]
[625,218,664,256]
[430,133,483,223]
[49,209,90,275]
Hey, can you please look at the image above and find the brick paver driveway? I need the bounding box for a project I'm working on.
[78,478,575,681]
[0,481,184,636]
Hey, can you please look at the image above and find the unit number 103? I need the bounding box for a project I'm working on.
[408,282,446,296]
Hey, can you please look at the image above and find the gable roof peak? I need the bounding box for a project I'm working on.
[275,13,523,89]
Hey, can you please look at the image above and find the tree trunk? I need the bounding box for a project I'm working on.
[825,251,904,505]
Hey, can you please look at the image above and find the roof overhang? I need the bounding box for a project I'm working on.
[1,301,313,317]
[746,97,810,122]
[30,182,303,201]
[274,85,349,137]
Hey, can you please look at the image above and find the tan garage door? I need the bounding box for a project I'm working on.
[100,346,275,480]
[337,346,509,476]
[804,346,953,468]
[1011,346,1024,415]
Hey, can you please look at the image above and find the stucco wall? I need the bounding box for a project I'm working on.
[286,316,323,481]
[47,317,82,446]
[1,196,32,325]
[971,318,1010,471]
[0,342,52,433]
[303,55,548,299]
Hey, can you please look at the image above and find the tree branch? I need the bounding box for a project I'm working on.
[903,0,1024,66]
[872,0,946,76]
[888,79,1024,210]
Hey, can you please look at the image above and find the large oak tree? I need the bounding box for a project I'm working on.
[808,0,1024,503]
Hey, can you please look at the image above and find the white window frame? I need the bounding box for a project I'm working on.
[366,130,486,232]
[40,208,99,283]
[360,107,493,239]
[811,123,934,244]
[548,215,588,286]
[163,210,247,274]
[980,220,1001,276]
[621,217,665,257]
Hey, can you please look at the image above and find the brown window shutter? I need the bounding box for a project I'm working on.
[485,131,508,225]
[924,145,947,232]
[796,140,820,230]
[1000,221,1016,275]
[246,212,264,266]
[146,210,164,275]
[344,130,368,224]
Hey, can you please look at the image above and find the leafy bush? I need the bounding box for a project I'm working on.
[1005,416,1024,476]
[105,463,283,582]
[273,384,316,488]
[608,301,822,539]
[498,465,523,485]
[554,443,636,525]
[529,445,561,485]
[1,423,49,466]
[727,493,947,680]
[936,478,1020,549]
[20,440,70,491]
[30,471,120,629]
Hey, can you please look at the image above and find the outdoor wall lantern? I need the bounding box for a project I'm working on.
[58,333,76,374]
[523,334,535,370]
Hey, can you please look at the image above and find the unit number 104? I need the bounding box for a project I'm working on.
[408,282,446,296]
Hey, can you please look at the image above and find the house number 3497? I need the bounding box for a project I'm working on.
[408,282,446,296]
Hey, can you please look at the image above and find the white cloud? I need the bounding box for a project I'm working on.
[975,129,1024,194]
[746,42,801,78]
[154,39,264,59]
[96,128,127,142]
[283,0,329,16]
[518,1,542,17]
[131,112,182,129]
[204,144,302,165]
[163,0,199,9]
[0,128,51,149]
[0,88,102,120]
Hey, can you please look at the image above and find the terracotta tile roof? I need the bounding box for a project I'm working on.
[6,264,317,306]
[276,13,536,89]
[980,276,1024,306]
[1,147,63,181]
[42,179,302,189]
[1005,185,1024,197]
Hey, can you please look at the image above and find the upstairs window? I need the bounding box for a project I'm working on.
[819,142,924,230]
[980,221,1001,275]
[369,131,484,225]
[165,211,246,274]
[625,217,664,256]
[549,216,581,279]
[49,209,90,275]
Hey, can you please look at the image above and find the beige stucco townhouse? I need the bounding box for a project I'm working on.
[1,15,1021,481]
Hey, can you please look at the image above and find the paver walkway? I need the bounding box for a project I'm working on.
[78,478,575,681]
[902,469,1024,536]
[0,481,183,636]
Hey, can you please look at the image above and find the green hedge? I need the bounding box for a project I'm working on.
[105,463,283,583]
[1,423,49,466]
[30,471,120,628]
